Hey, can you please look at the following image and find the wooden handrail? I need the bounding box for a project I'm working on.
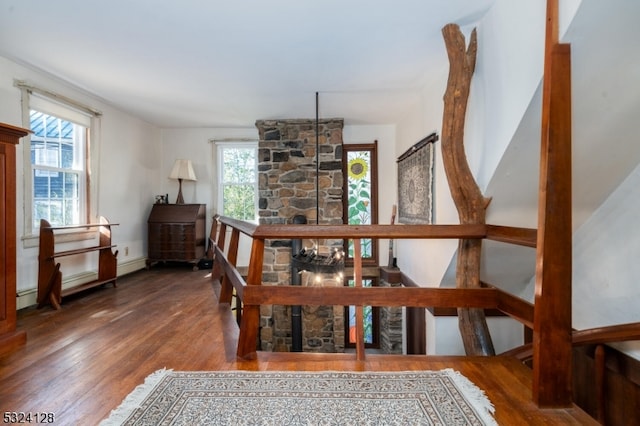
[242,286,499,309]
[500,322,640,362]
[213,214,257,237]
[572,322,640,346]
[253,223,486,239]
[215,215,536,244]
[215,215,487,240]
[495,287,535,329]
[485,225,537,248]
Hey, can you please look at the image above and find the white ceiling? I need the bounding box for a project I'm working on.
[0,0,495,128]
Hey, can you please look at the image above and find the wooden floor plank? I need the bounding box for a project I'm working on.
[0,266,596,425]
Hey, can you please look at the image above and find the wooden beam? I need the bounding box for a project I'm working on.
[495,288,535,329]
[242,286,499,309]
[219,228,240,303]
[236,238,264,359]
[250,223,487,240]
[353,239,365,361]
[485,225,537,248]
[214,245,246,302]
[533,22,573,408]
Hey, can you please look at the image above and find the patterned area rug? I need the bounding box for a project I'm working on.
[101,369,497,425]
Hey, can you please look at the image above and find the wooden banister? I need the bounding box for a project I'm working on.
[495,287,535,329]
[242,286,499,308]
[485,225,537,248]
[213,214,257,237]
[211,217,537,359]
[212,215,534,361]
[251,223,486,240]
[500,322,640,362]
[572,322,640,346]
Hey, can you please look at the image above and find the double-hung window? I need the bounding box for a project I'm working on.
[216,142,258,221]
[18,81,100,241]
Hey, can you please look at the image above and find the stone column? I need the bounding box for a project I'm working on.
[255,118,344,352]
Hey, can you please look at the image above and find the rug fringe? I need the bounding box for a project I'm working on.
[99,368,172,426]
[444,368,498,426]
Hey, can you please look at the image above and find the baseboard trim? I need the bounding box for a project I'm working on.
[17,257,147,310]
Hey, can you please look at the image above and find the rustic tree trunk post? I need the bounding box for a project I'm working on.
[440,24,495,356]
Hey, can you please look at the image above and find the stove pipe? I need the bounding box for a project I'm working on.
[290,214,307,352]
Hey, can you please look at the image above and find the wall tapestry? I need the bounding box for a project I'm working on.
[397,133,438,224]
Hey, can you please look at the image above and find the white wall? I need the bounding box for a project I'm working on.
[0,55,162,308]
[427,313,525,355]
[395,73,460,289]
[393,0,564,354]
[572,162,640,359]
[469,0,546,190]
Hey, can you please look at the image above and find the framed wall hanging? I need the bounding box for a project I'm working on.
[397,133,438,224]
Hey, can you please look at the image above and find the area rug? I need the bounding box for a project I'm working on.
[101,369,497,425]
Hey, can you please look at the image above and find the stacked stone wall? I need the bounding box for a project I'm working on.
[255,118,344,352]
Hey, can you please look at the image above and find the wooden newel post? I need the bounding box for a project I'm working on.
[440,24,495,356]
[532,0,573,407]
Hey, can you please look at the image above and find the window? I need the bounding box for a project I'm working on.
[216,142,258,221]
[343,142,380,348]
[30,110,86,227]
[18,81,101,241]
[343,142,378,265]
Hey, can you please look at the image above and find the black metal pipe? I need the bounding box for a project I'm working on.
[315,91,319,225]
[291,214,307,352]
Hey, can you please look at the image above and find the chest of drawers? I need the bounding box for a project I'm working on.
[147,204,206,269]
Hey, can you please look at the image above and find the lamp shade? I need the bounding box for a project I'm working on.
[169,159,197,181]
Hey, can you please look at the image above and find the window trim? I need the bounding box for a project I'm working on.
[17,81,102,247]
[215,140,258,223]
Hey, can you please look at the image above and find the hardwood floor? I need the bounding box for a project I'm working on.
[1,266,596,425]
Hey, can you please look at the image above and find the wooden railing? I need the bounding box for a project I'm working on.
[209,215,537,355]
[210,215,640,413]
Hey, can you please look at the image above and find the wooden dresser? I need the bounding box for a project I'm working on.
[147,204,206,270]
[0,123,28,355]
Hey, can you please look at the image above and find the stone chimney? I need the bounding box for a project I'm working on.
[255,118,344,352]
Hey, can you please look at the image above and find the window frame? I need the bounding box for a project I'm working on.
[343,142,379,266]
[17,81,101,247]
[215,140,258,222]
